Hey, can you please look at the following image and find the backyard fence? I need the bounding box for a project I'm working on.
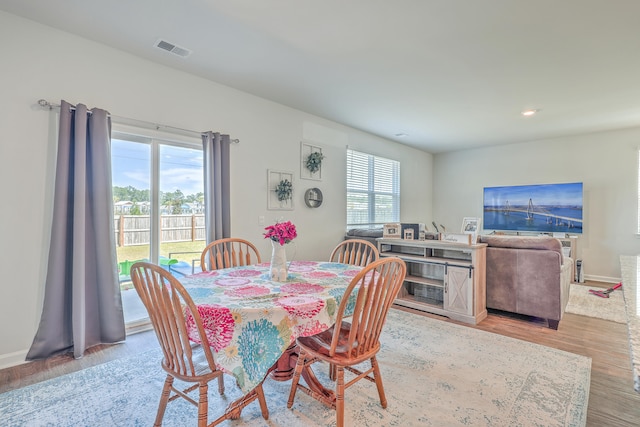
[114,214,206,247]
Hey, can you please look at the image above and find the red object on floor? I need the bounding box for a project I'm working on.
[588,282,622,298]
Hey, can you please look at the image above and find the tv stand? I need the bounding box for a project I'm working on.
[377,238,487,324]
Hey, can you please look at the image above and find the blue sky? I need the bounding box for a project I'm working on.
[111,139,204,196]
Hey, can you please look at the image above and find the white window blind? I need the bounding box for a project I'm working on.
[347,149,400,228]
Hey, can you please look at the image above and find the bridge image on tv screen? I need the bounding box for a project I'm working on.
[483,182,583,234]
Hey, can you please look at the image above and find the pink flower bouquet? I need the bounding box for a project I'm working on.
[264,221,297,245]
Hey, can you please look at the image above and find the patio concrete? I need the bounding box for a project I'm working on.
[121,288,149,324]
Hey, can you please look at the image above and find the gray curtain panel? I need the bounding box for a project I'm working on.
[27,100,125,360]
[202,131,231,243]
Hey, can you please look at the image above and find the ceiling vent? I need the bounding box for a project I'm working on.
[154,39,192,58]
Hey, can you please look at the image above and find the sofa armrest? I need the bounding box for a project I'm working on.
[559,258,573,319]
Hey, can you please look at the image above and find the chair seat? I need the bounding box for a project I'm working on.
[162,344,217,379]
[297,323,380,366]
[297,323,352,355]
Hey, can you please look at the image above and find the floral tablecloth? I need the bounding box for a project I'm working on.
[180,260,362,393]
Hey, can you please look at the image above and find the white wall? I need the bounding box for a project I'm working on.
[0,11,433,367]
[433,128,640,282]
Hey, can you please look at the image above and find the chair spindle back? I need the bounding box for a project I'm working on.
[201,238,262,271]
[329,239,379,267]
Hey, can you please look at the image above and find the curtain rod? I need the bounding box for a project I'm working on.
[37,99,239,143]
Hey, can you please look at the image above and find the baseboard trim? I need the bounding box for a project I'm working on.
[0,349,29,370]
[584,274,621,284]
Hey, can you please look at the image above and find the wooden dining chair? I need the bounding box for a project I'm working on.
[130,262,269,427]
[329,239,379,267]
[327,239,381,379]
[287,257,407,427]
[200,238,262,271]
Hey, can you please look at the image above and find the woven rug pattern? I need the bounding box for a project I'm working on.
[565,283,626,323]
[0,309,590,426]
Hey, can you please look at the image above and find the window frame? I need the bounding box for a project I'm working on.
[346,148,400,229]
[111,128,203,263]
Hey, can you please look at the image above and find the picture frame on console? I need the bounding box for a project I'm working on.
[440,232,472,244]
[462,217,480,233]
[383,223,401,239]
[462,217,480,243]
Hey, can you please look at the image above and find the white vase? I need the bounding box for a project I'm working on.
[270,240,288,282]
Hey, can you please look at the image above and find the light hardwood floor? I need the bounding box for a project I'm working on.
[1,281,638,426]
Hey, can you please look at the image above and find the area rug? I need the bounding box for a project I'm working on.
[565,283,626,323]
[0,309,590,426]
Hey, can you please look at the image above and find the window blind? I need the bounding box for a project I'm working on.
[347,149,400,228]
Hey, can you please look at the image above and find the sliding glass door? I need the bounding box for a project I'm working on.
[111,132,205,327]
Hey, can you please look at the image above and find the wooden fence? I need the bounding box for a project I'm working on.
[114,214,205,247]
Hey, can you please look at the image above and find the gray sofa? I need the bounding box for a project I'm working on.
[477,235,573,329]
[344,228,384,245]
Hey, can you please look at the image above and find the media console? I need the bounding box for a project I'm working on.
[377,238,487,325]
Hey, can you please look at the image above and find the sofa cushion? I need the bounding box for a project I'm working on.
[344,228,384,245]
[346,228,384,238]
[478,235,564,262]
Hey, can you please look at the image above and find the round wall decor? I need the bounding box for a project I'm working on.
[304,188,323,208]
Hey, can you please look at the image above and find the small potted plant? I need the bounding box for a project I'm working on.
[305,151,324,174]
[275,179,293,201]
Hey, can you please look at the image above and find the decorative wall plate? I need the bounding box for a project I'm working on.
[304,188,323,208]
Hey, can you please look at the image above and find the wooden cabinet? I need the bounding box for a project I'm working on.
[377,238,487,325]
[445,265,474,317]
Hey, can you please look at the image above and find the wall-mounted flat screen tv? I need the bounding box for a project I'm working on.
[483,182,583,234]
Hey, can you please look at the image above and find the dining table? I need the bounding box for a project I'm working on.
[179,259,363,408]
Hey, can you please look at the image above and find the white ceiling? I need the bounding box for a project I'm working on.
[2,0,640,153]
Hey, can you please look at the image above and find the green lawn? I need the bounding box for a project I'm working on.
[116,240,206,264]
[117,241,206,290]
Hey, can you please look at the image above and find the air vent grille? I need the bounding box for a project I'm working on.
[154,39,192,58]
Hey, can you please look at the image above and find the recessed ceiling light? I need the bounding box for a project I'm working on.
[394,133,408,138]
[521,109,540,117]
